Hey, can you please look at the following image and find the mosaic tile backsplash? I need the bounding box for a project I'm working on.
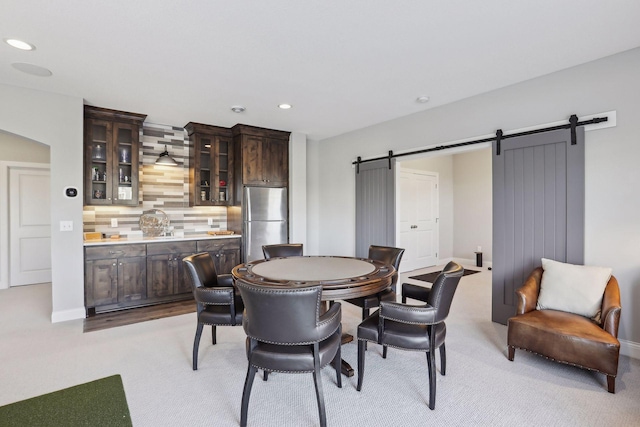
[83,122,229,237]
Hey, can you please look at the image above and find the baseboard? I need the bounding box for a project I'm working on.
[51,307,86,323]
[620,339,640,359]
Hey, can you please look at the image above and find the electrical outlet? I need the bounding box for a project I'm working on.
[207,218,214,226]
[111,218,118,227]
[60,221,73,232]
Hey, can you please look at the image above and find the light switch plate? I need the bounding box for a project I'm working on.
[60,221,73,232]
[111,218,118,227]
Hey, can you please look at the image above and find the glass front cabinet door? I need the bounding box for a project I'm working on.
[185,122,234,206]
[84,106,146,206]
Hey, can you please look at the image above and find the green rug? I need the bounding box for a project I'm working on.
[0,375,132,427]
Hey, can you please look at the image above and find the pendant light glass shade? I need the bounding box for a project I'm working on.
[156,145,178,166]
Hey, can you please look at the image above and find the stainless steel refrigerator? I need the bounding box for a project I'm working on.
[243,187,288,262]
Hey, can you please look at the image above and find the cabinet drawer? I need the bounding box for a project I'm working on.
[197,238,240,252]
[85,244,146,260]
[146,241,197,256]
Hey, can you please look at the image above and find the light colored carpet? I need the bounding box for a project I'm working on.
[1,265,638,426]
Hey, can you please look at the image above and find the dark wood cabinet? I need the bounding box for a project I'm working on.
[85,244,147,312]
[232,125,290,203]
[84,106,146,206]
[196,238,241,274]
[185,122,234,206]
[146,241,196,299]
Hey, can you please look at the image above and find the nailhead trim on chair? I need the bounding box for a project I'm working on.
[510,345,618,377]
[357,337,431,352]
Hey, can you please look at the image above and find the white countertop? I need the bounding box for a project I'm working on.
[84,234,241,246]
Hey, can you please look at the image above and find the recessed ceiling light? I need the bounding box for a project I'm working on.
[11,63,52,77]
[278,104,292,110]
[231,106,246,113]
[416,96,430,104]
[4,38,35,51]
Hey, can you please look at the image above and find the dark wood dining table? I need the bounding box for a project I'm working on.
[231,255,396,376]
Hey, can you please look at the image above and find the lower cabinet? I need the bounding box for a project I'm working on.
[146,241,196,299]
[196,238,241,274]
[84,238,241,315]
[85,244,147,312]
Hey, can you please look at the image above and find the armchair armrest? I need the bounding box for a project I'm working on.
[194,286,234,305]
[316,302,342,341]
[217,274,234,287]
[515,267,542,315]
[601,275,621,337]
[379,301,437,325]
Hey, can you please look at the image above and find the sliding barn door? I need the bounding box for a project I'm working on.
[355,159,396,258]
[492,128,584,324]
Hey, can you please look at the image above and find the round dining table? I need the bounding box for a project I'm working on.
[231,255,396,376]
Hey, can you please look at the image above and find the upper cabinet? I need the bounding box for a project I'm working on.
[232,125,290,201]
[84,106,146,206]
[185,122,234,206]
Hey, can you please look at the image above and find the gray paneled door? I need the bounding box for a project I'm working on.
[355,159,396,258]
[492,127,584,324]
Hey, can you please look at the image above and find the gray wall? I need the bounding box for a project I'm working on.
[0,83,84,322]
[0,131,50,163]
[453,147,492,262]
[308,47,640,353]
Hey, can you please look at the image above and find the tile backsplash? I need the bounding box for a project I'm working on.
[83,122,229,237]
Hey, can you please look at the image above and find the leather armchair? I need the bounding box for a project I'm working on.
[356,261,463,410]
[507,267,621,393]
[183,253,243,370]
[345,245,405,319]
[262,243,303,260]
[236,280,342,427]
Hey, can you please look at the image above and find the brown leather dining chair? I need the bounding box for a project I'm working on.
[183,253,243,370]
[235,280,342,427]
[262,243,304,260]
[345,245,405,319]
[356,261,464,410]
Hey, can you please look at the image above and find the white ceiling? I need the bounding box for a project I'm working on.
[2,1,640,141]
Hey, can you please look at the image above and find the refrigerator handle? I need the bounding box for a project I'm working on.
[245,223,252,261]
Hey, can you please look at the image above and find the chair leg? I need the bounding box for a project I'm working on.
[607,375,616,393]
[402,295,406,304]
[240,364,257,427]
[439,343,446,376]
[211,325,217,345]
[362,308,370,320]
[508,345,515,361]
[382,345,388,359]
[263,371,269,381]
[312,343,327,427]
[357,340,366,391]
[426,350,436,410]
[193,323,204,370]
[333,329,342,388]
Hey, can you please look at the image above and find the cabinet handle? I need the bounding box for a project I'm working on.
[108,198,112,201]
[112,263,116,266]
[109,250,124,254]
[119,263,123,266]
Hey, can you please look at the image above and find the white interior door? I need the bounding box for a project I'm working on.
[397,169,439,272]
[9,167,51,286]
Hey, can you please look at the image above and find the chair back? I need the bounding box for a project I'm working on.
[262,243,304,260]
[236,280,323,344]
[183,253,221,289]
[426,261,464,323]
[368,245,405,289]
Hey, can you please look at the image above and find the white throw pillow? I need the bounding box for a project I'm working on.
[536,258,612,320]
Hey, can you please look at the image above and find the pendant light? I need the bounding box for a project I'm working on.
[156,144,178,166]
